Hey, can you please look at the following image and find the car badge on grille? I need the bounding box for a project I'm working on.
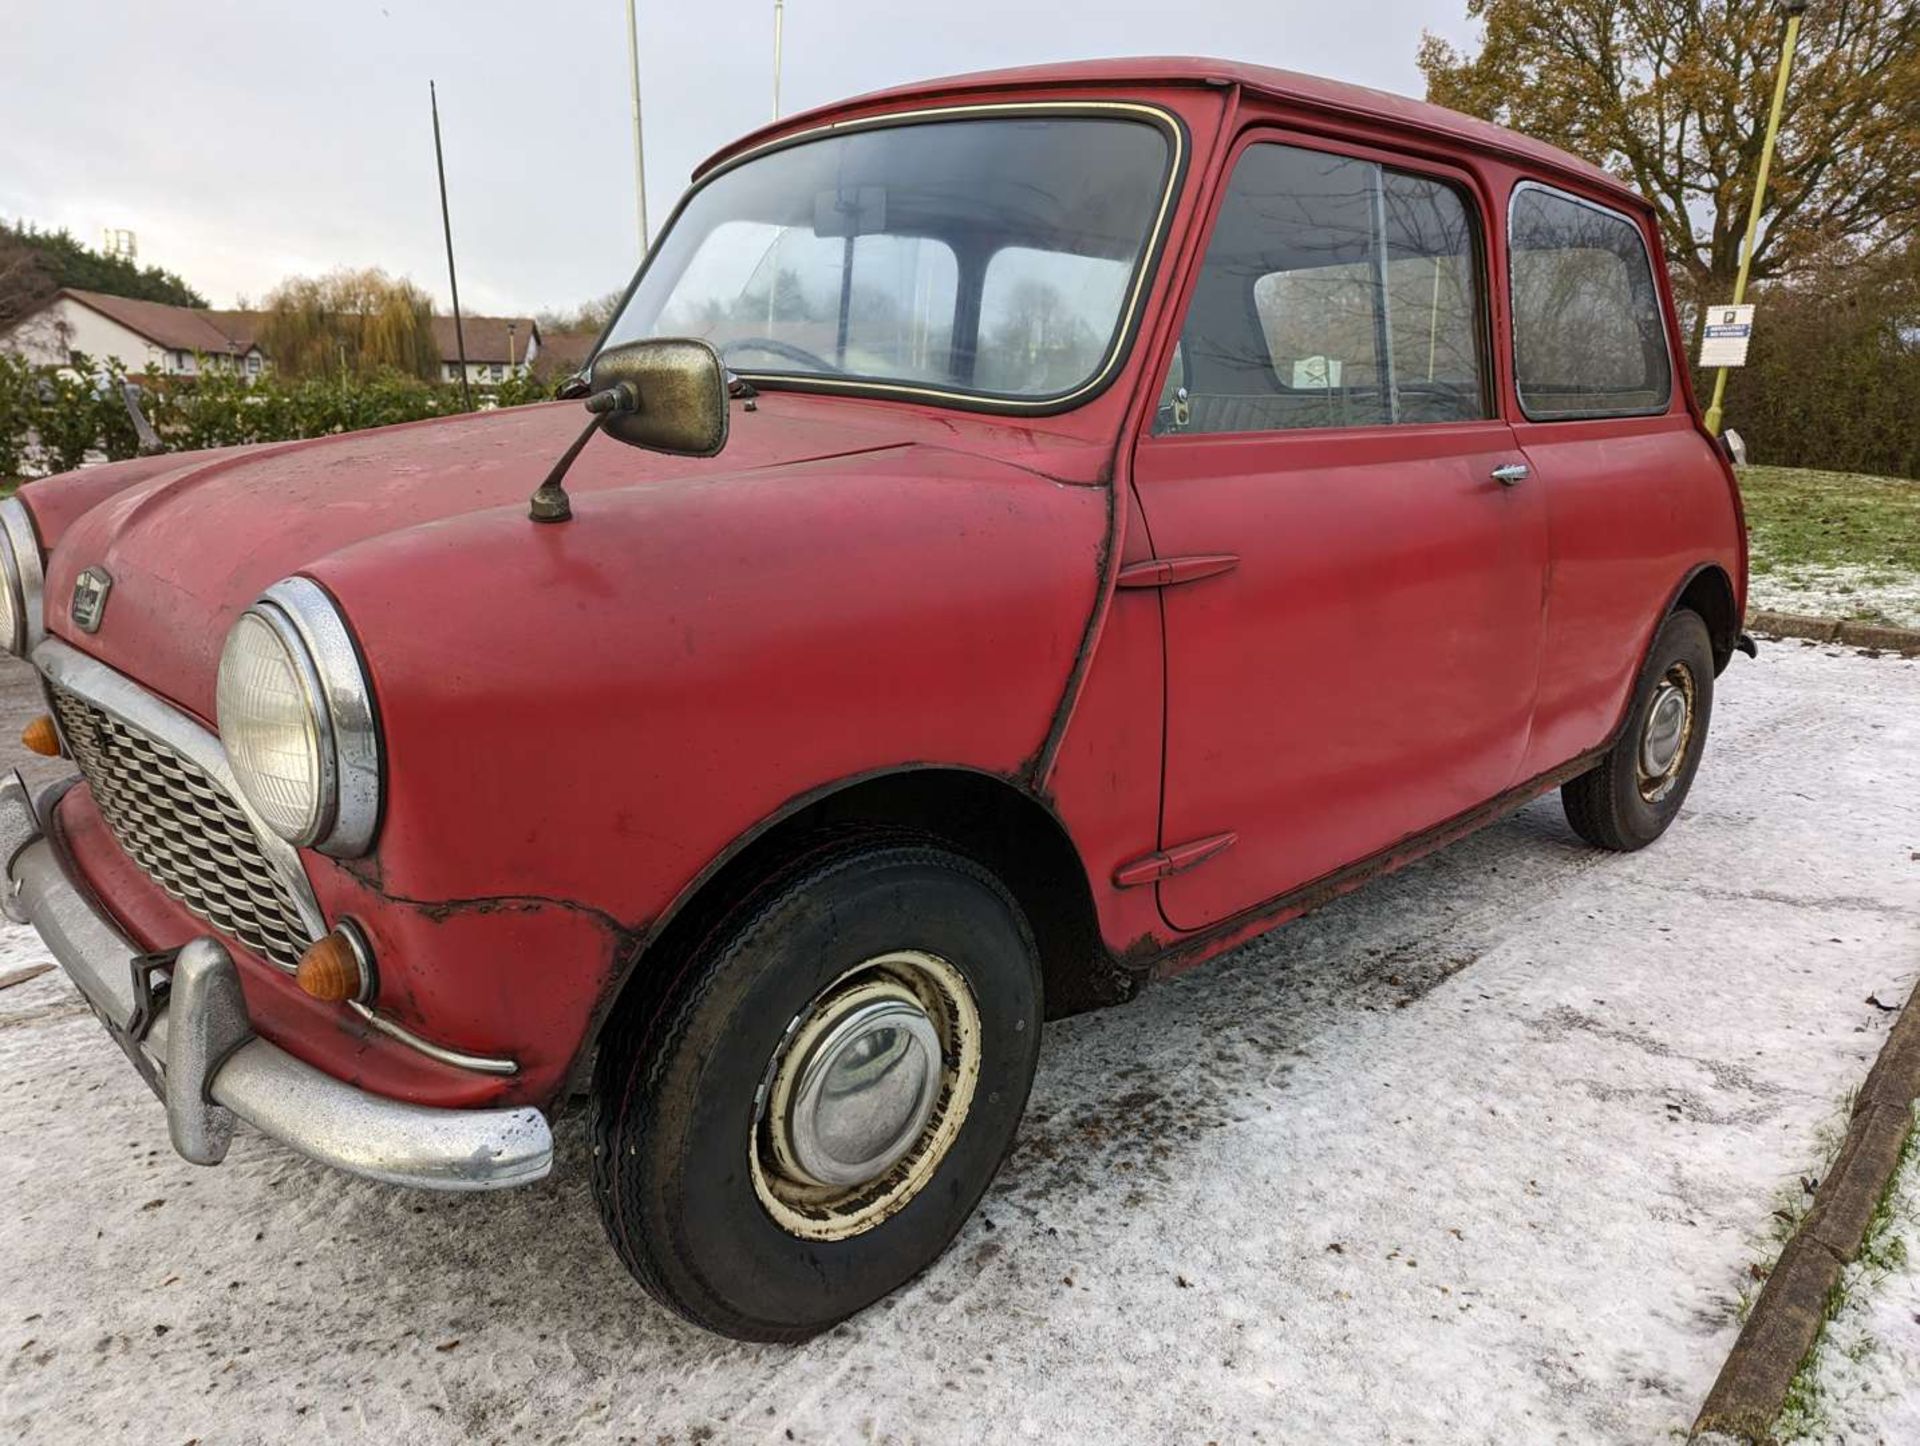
[71,567,112,633]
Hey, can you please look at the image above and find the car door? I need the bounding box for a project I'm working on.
[1500,179,1705,778]
[1129,133,1547,933]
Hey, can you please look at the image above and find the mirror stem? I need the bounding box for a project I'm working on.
[530,413,604,524]
[530,383,643,523]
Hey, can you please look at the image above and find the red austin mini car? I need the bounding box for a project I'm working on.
[1,59,1748,1340]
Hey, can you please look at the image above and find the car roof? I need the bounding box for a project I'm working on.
[697,55,1636,210]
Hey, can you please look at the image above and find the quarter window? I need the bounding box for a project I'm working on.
[1508,185,1671,419]
[1156,143,1489,435]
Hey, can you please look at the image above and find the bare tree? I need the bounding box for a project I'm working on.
[1419,0,1920,312]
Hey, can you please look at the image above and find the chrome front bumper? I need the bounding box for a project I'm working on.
[0,769,552,1191]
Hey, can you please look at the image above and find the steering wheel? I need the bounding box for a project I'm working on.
[720,337,845,374]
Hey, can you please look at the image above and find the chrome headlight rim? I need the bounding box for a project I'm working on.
[0,497,46,657]
[223,577,382,857]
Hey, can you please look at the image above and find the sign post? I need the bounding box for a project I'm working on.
[1701,0,1807,436]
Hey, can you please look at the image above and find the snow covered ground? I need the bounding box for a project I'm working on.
[1749,562,1920,631]
[1,641,1917,1445]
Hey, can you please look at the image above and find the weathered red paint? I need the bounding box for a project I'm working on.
[17,60,1744,1113]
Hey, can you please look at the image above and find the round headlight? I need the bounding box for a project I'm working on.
[217,578,380,856]
[0,497,45,657]
[218,608,330,844]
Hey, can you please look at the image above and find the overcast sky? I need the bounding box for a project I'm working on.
[2,2,1476,321]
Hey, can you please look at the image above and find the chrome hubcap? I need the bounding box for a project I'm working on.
[1637,663,1696,803]
[752,950,980,1241]
[784,990,941,1188]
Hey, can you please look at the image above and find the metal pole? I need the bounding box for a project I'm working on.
[626,0,649,255]
[1702,0,1805,436]
[765,1,787,333]
[772,0,785,119]
[430,81,472,412]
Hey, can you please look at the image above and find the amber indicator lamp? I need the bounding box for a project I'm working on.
[295,926,374,1003]
[20,715,61,757]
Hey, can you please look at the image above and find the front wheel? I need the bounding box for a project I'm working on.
[1562,607,1715,851]
[590,834,1042,1342]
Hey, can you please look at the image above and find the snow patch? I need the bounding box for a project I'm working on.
[1750,561,1920,629]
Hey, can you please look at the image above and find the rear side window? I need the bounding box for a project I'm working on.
[1155,142,1489,436]
[1508,185,1672,419]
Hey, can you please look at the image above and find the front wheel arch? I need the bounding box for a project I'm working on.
[568,765,1110,1098]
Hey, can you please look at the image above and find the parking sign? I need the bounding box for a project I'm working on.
[1699,304,1756,367]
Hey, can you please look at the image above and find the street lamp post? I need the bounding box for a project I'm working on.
[626,0,649,256]
[772,0,785,119]
[1702,0,1808,436]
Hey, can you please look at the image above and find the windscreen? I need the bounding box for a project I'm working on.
[603,115,1173,403]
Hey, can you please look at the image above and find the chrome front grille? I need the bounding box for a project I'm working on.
[50,684,313,968]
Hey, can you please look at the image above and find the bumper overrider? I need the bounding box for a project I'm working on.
[0,769,552,1190]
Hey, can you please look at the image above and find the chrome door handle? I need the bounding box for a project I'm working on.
[1491,462,1530,485]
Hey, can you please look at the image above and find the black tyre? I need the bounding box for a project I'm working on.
[590,833,1042,1342]
[1562,608,1715,851]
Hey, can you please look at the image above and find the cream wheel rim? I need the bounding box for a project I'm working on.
[750,950,981,1242]
[1637,661,1696,803]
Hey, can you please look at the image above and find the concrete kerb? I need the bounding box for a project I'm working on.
[1692,994,1920,1441]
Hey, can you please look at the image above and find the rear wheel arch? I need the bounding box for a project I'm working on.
[576,766,1114,1092]
[1594,563,1737,756]
[1672,563,1739,674]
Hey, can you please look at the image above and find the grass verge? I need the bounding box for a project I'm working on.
[1738,466,1920,626]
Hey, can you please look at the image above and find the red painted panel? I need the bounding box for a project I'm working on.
[1516,414,1744,772]
[1042,482,1167,960]
[33,396,1115,723]
[1134,420,1546,931]
[314,444,1104,913]
[15,447,243,551]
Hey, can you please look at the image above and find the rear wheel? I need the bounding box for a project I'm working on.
[590,833,1042,1341]
[1562,608,1715,851]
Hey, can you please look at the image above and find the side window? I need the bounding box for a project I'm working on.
[1156,143,1489,435]
[1508,185,1671,419]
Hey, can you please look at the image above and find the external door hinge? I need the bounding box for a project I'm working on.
[1114,554,1240,590]
[1112,831,1238,888]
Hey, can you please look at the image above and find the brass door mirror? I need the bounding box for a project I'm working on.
[530,338,732,523]
[589,338,730,458]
